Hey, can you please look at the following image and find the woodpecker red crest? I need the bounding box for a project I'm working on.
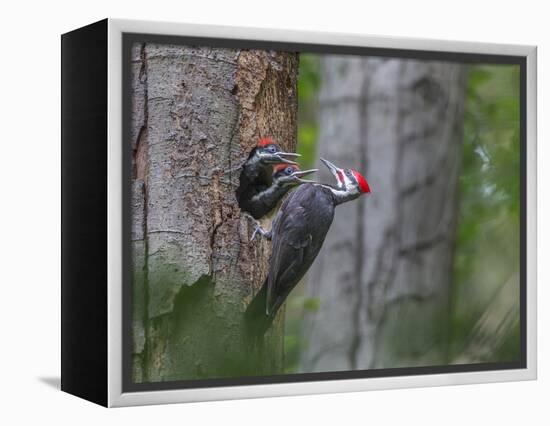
[258,137,275,147]
[273,163,298,173]
[352,170,371,193]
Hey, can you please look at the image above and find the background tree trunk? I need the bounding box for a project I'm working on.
[131,43,298,382]
[301,57,466,371]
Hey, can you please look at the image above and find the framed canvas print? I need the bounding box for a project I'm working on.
[61,18,537,407]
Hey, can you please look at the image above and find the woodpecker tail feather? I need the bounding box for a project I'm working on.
[245,280,275,339]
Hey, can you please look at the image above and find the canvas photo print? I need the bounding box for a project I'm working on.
[125,36,523,388]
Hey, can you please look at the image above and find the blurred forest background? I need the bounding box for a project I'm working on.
[284,55,520,373]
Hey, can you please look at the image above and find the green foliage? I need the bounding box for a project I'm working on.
[297,54,321,102]
[450,64,521,362]
[303,297,321,312]
[296,54,321,169]
[297,124,319,170]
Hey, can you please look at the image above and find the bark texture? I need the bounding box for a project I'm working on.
[302,57,466,371]
[131,43,298,382]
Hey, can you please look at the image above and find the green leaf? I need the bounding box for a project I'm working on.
[303,297,320,312]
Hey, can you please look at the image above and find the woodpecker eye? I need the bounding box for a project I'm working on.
[267,145,276,153]
[285,167,293,175]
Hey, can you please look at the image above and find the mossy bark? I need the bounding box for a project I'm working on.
[130,43,298,382]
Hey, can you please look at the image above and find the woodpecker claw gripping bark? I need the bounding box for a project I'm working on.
[251,224,272,241]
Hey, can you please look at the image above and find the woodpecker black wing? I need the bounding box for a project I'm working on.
[266,184,335,316]
[266,204,310,315]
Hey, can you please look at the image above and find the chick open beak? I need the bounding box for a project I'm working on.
[292,168,318,184]
[276,152,301,165]
[259,151,301,165]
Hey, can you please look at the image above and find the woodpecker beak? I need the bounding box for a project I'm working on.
[292,168,318,184]
[276,152,301,165]
[259,151,301,165]
[320,158,343,185]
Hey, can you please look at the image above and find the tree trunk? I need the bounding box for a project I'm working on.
[301,57,466,371]
[131,43,298,382]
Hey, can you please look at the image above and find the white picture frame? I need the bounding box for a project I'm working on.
[62,18,537,407]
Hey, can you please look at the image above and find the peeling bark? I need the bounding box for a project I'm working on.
[302,57,466,372]
[131,43,298,382]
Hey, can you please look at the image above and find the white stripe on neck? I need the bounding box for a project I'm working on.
[315,183,360,205]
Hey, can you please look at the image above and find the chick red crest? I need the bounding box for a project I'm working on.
[352,170,371,193]
[258,137,275,147]
[274,163,297,172]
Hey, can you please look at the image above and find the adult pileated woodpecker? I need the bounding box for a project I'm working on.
[246,158,371,337]
[237,137,301,219]
[243,164,317,220]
